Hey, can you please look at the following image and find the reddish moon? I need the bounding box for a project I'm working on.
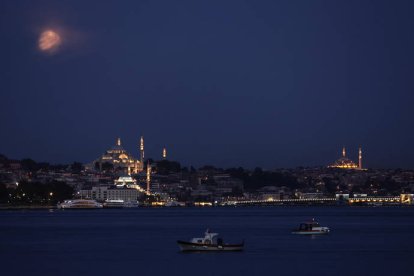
[38,30,61,51]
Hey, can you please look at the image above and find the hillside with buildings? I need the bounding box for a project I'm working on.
[1,142,414,207]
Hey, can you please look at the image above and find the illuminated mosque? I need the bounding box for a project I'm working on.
[94,137,145,175]
[328,147,363,170]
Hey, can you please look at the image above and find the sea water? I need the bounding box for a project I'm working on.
[0,207,413,276]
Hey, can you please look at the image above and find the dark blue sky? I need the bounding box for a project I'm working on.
[1,0,414,169]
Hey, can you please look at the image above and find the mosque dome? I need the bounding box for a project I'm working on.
[109,138,124,152]
[93,137,144,174]
[328,147,360,169]
[329,157,358,169]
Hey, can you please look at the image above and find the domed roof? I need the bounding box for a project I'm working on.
[328,147,359,169]
[98,138,138,164]
[110,138,124,151]
[110,144,124,151]
[330,157,358,169]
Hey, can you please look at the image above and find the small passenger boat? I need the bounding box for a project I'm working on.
[292,219,330,235]
[177,229,244,251]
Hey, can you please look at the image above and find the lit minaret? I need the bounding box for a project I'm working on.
[342,146,346,157]
[117,137,121,146]
[162,147,167,160]
[358,147,362,170]
[134,161,138,174]
[140,136,144,163]
[146,161,151,195]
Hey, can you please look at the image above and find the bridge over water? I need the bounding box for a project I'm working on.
[221,194,413,206]
[221,198,337,206]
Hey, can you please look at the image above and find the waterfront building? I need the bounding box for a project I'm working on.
[114,176,146,192]
[80,186,141,202]
[191,186,213,198]
[115,175,136,187]
[79,174,146,202]
[93,137,144,175]
[257,186,288,201]
[401,194,414,204]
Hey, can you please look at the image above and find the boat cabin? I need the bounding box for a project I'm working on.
[298,221,320,231]
[190,230,223,245]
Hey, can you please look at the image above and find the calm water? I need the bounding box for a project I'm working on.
[0,207,413,276]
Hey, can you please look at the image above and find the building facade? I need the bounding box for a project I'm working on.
[80,186,141,202]
[93,137,145,174]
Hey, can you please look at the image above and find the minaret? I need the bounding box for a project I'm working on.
[358,147,362,170]
[127,166,131,176]
[117,137,121,146]
[134,161,138,174]
[342,146,346,157]
[162,147,167,160]
[146,161,151,195]
[140,136,144,164]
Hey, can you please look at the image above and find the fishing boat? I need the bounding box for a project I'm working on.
[177,229,244,251]
[292,219,330,235]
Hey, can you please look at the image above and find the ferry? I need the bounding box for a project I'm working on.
[292,219,330,235]
[103,199,139,208]
[57,199,103,209]
[165,201,185,207]
[177,229,244,252]
[124,201,140,208]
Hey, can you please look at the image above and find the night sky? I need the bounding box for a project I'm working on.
[1,0,414,169]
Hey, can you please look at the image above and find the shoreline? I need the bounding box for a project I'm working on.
[0,204,412,210]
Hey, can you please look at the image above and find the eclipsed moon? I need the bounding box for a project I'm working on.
[38,30,61,51]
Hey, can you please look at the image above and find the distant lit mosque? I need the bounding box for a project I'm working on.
[329,147,363,170]
[94,137,145,174]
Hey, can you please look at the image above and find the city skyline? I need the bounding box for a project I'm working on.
[1,1,414,168]
[0,136,375,171]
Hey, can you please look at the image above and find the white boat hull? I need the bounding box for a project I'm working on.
[292,230,329,235]
[57,199,103,209]
[177,241,244,252]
